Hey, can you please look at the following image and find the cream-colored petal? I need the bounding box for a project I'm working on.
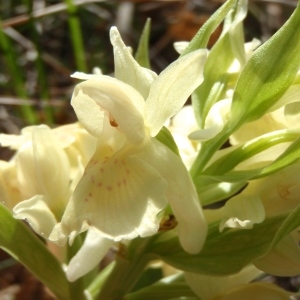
[0,133,25,149]
[170,105,199,135]
[171,132,198,169]
[136,138,207,254]
[185,264,262,300]
[71,72,101,80]
[16,125,70,215]
[72,76,146,145]
[66,228,114,282]
[110,26,157,99]
[219,194,265,232]
[13,195,58,238]
[230,110,286,145]
[258,163,300,217]
[269,82,300,112]
[254,232,300,276]
[145,49,207,137]
[189,99,231,141]
[51,141,168,245]
[71,89,105,138]
[168,105,200,168]
[0,160,21,209]
[173,41,189,54]
[53,123,98,176]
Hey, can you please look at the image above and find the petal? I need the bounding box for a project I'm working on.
[254,232,300,276]
[66,228,114,281]
[257,163,300,217]
[72,76,146,145]
[229,110,286,145]
[185,264,262,300]
[173,41,189,54]
[53,122,98,173]
[168,105,200,168]
[51,141,168,245]
[71,89,105,138]
[13,195,58,238]
[71,72,101,80]
[145,49,207,137]
[0,133,25,149]
[110,26,158,99]
[0,160,21,209]
[189,99,231,141]
[135,138,207,254]
[170,105,199,135]
[16,125,70,214]
[269,82,300,112]
[219,194,265,232]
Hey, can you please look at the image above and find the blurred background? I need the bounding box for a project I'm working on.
[0,0,298,132]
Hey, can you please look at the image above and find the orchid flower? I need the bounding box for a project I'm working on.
[5,125,71,238]
[50,27,208,255]
[0,123,97,239]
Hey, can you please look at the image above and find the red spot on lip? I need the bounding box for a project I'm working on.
[106,185,112,191]
[97,182,102,187]
[88,193,92,197]
[123,179,127,185]
[100,168,104,173]
[110,118,118,127]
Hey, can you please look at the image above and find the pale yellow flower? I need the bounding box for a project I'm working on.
[50,27,208,255]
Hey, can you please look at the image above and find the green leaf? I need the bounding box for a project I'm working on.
[203,131,298,176]
[230,3,300,131]
[192,0,247,127]
[0,204,74,300]
[126,281,197,300]
[180,0,237,56]
[196,178,246,206]
[151,205,300,276]
[271,204,300,247]
[87,262,116,300]
[135,18,151,69]
[155,126,180,157]
[207,135,300,183]
[131,267,163,292]
[259,136,300,178]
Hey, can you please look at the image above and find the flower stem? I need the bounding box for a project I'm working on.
[96,237,156,300]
